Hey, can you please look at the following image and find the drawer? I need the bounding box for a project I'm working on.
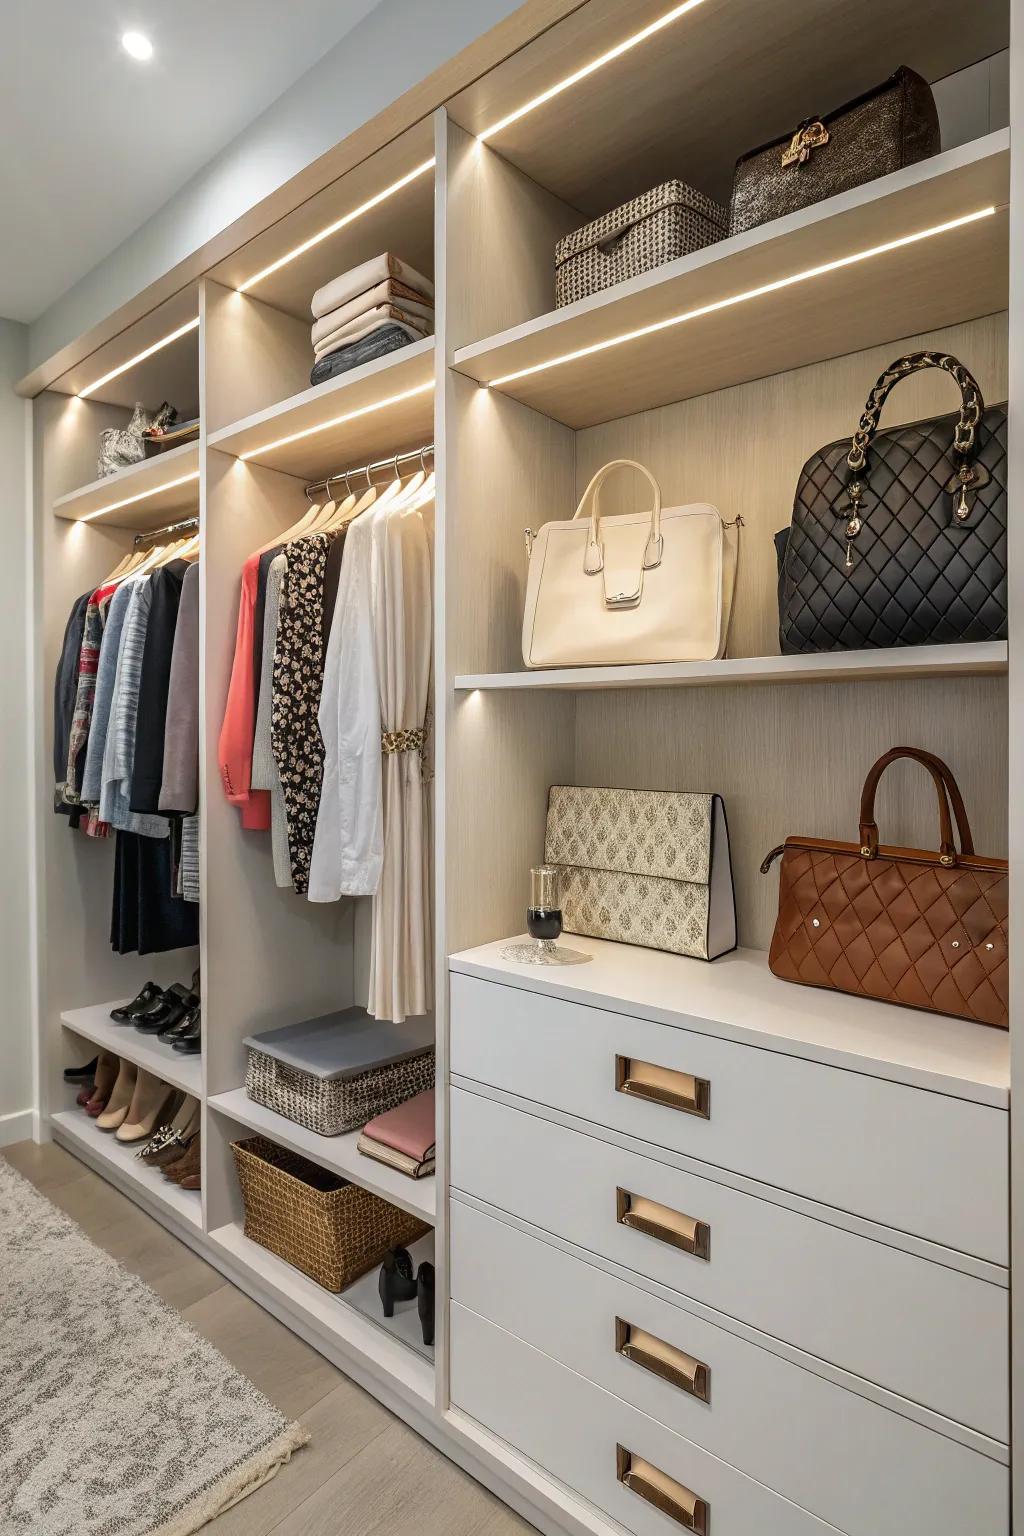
[450,972,1008,1263]
[452,1302,840,1536]
[450,1087,1008,1441]
[451,1199,1007,1536]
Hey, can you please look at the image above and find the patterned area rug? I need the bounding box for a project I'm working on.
[0,1157,308,1535]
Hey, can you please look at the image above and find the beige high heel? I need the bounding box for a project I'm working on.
[95,1060,138,1131]
[115,1069,176,1143]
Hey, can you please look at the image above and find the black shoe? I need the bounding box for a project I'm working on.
[161,1004,199,1042]
[417,1261,435,1347]
[110,982,163,1023]
[378,1248,417,1318]
[63,1057,98,1083]
[171,1011,202,1053]
[135,987,195,1035]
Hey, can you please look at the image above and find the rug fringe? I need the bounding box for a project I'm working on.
[146,1422,311,1536]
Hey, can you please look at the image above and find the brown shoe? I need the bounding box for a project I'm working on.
[163,1133,200,1184]
[178,1172,201,1191]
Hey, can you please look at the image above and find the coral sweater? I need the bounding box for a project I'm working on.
[217,544,282,830]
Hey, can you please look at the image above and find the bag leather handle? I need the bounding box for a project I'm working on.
[846,351,985,475]
[572,459,663,575]
[858,747,975,865]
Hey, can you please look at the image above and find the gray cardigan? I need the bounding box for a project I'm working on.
[158,562,199,815]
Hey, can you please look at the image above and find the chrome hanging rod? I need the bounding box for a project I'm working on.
[303,442,434,500]
[133,515,199,547]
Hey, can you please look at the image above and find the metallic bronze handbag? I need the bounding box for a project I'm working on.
[761,748,1008,1029]
[728,66,939,236]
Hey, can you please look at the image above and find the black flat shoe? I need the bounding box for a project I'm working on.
[171,1011,202,1053]
[110,982,163,1023]
[135,987,196,1035]
[417,1261,435,1347]
[378,1248,417,1317]
[63,1057,98,1083]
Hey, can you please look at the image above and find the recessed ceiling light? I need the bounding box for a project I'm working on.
[121,31,154,61]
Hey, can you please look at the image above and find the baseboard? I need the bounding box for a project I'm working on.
[0,1108,35,1147]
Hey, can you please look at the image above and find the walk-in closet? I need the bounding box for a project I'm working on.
[16,0,1023,1532]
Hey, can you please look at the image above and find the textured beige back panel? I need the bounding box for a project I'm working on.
[574,677,1007,952]
[571,315,1008,952]
[575,314,1008,661]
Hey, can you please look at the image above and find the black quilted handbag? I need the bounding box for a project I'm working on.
[777,351,1007,652]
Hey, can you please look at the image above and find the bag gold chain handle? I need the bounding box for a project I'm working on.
[840,351,986,568]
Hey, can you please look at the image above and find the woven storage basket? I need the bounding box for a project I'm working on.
[245,1046,434,1136]
[231,1136,429,1291]
[555,180,726,307]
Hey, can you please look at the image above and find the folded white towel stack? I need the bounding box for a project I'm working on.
[308,253,435,376]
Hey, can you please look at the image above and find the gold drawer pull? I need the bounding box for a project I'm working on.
[617,1188,710,1261]
[616,1056,710,1120]
[617,1446,709,1535]
[616,1319,710,1404]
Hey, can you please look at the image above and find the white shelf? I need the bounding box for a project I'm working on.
[452,133,1009,429]
[208,1087,435,1223]
[208,1222,434,1407]
[51,1109,201,1229]
[450,936,1009,1108]
[455,642,1008,693]
[61,1001,201,1097]
[52,440,200,529]
[208,337,435,479]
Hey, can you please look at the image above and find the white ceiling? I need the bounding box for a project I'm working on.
[0,0,385,322]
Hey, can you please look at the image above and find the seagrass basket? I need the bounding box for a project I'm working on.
[231,1136,428,1292]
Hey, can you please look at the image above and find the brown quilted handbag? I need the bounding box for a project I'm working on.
[761,748,1007,1028]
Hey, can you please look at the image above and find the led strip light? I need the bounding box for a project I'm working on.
[234,3,709,292]
[238,380,434,461]
[485,206,999,388]
[237,159,436,293]
[478,0,708,141]
[78,317,199,399]
[80,469,201,523]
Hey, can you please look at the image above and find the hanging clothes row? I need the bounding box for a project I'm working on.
[53,518,201,956]
[218,449,434,1024]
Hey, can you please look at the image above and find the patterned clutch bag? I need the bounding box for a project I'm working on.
[544,785,736,962]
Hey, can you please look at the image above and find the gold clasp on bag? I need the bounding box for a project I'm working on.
[781,119,830,168]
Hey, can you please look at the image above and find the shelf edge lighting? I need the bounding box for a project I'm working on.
[477,0,708,141]
[80,470,200,523]
[237,158,437,293]
[238,380,435,461]
[78,317,200,399]
[485,205,999,388]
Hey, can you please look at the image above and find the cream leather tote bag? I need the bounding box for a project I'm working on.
[522,459,738,669]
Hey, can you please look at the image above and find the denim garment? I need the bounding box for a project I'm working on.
[309,323,416,388]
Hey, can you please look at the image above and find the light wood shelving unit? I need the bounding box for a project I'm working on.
[52,441,200,529]
[453,134,1009,427]
[24,0,1020,1531]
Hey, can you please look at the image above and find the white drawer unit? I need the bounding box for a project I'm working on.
[450,1199,1008,1536]
[451,1302,843,1536]
[450,971,1008,1263]
[450,1086,1008,1442]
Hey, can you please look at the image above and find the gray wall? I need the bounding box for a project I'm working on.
[0,318,32,1138]
[28,0,527,371]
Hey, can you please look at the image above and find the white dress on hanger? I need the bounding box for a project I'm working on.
[367,487,434,1022]
[308,504,383,902]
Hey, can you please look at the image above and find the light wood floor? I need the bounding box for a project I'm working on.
[3,1139,534,1536]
